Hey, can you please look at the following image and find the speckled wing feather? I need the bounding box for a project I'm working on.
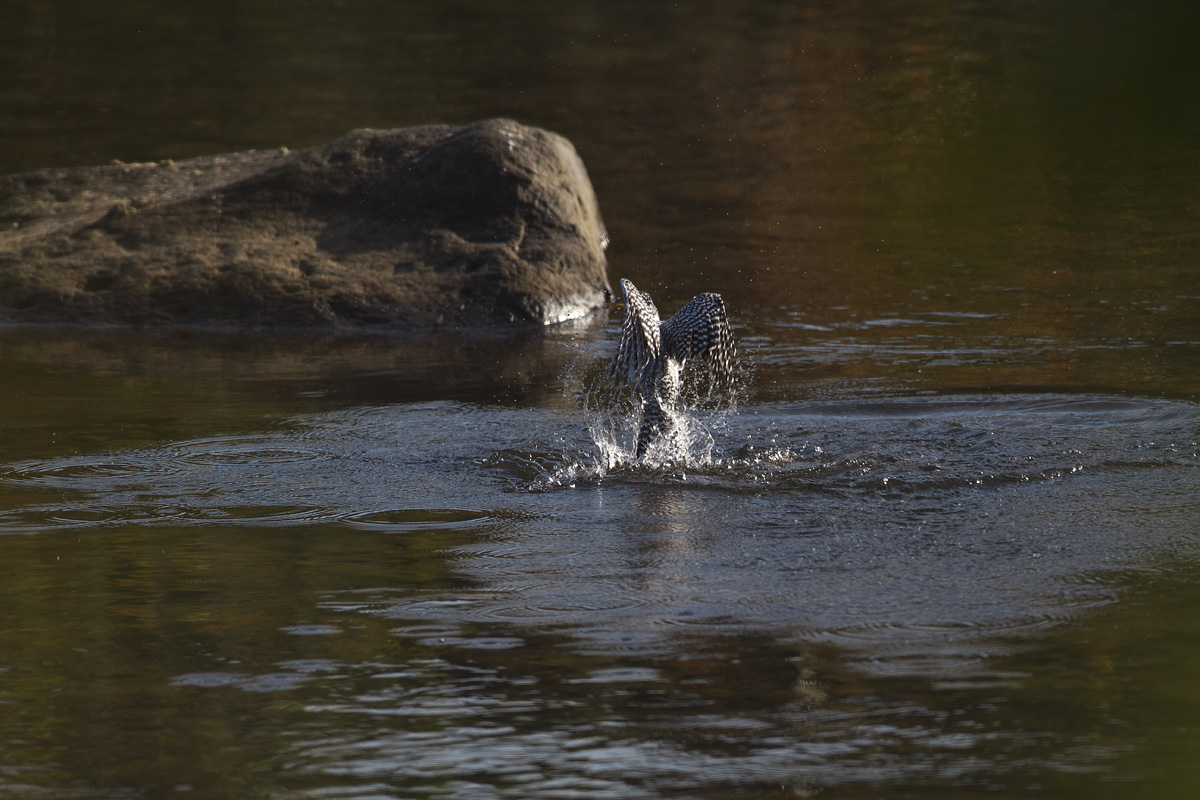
[661,291,735,391]
[610,278,663,392]
[610,278,737,459]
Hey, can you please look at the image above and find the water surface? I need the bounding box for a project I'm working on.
[2,1,1200,798]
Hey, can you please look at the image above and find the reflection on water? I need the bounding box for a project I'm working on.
[1,365,1197,796]
[3,0,1200,798]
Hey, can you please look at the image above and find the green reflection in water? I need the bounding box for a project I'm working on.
[0,523,477,798]
[1,518,1197,798]
[1,0,1199,798]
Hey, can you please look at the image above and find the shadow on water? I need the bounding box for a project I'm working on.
[0,319,606,463]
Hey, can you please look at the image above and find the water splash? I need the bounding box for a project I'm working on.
[529,344,750,489]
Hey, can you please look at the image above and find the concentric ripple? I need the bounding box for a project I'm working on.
[2,393,1197,673]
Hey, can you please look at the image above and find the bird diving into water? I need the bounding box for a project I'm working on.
[609,278,736,459]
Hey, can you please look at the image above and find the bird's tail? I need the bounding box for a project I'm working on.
[635,395,675,459]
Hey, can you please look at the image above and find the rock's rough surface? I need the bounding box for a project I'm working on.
[0,119,610,327]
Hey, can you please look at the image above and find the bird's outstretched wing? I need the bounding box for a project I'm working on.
[610,278,662,391]
[660,291,735,390]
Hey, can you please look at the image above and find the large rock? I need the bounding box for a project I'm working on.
[0,119,610,327]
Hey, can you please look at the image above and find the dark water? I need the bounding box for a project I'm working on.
[3,1,1200,798]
